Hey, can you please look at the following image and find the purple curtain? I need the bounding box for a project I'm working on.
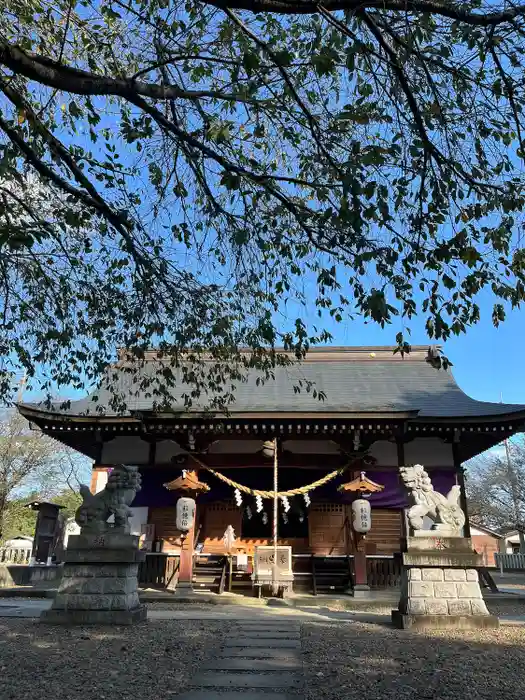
[132,466,458,510]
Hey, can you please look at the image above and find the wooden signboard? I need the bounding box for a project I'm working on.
[253,545,293,576]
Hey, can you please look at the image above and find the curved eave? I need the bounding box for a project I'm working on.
[413,410,525,425]
[18,401,525,427]
[18,404,420,424]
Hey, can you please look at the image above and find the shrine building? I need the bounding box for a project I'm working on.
[17,345,525,593]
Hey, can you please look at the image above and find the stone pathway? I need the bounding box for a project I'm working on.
[176,619,304,699]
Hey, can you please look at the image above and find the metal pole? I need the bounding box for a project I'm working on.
[504,436,525,553]
[17,370,27,402]
[273,437,278,596]
[501,393,525,553]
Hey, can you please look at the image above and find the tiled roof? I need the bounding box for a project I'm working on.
[19,346,525,420]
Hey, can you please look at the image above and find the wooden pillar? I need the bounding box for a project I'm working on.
[396,438,408,544]
[90,466,109,494]
[177,512,196,591]
[453,440,471,538]
[353,538,368,592]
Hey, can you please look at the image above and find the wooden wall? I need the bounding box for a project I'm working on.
[194,501,403,556]
[471,533,500,567]
[364,509,403,554]
[148,507,182,553]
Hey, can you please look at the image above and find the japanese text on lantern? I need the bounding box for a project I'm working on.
[352,498,372,534]
[176,497,196,532]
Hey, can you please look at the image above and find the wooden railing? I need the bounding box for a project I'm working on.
[138,551,403,592]
[0,547,32,565]
[292,554,400,593]
[495,552,525,571]
[138,554,180,588]
[366,555,402,589]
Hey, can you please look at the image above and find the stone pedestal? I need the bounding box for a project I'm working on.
[352,551,370,597]
[41,533,147,625]
[392,537,499,630]
[252,546,294,597]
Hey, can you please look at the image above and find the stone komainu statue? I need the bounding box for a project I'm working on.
[399,464,466,536]
[75,464,142,534]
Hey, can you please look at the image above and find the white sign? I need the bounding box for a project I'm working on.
[176,497,196,532]
[352,498,372,533]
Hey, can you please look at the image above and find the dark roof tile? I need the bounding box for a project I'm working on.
[19,346,525,420]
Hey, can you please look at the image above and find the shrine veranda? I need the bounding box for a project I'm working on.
[18,345,525,593]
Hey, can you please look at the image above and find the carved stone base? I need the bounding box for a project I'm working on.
[40,533,146,625]
[41,606,147,625]
[254,575,294,598]
[392,610,499,630]
[352,584,371,599]
[393,540,499,630]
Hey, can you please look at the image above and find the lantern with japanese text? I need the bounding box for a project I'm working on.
[352,498,372,534]
[176,497,196,532]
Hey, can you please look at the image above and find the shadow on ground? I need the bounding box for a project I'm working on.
[302,616,525,700]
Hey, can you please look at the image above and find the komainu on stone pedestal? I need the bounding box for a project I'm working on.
[393,465,498,630]
[41,466,146,625]
[75,464,141,534]
[399,464,465,536]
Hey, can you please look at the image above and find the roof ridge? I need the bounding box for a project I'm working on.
[116,345,441,363]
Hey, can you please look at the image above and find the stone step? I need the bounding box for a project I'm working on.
[223,639,301,649]
[190,672,302,688]
[175,692,298,700]
[228,630,300,639]
[203,658,301,671]
[234,623,301,629]
[217,648,301,659]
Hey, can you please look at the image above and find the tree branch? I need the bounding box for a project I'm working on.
[0,43,269,105]
[202,0,525,27]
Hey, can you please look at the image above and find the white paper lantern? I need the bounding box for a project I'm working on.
[176,497,196,532]
[352,498,372,534]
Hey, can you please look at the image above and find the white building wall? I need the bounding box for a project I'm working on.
[368,440,398,466]
[404,438,454,467]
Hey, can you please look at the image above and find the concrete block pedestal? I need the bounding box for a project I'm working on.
[41,533,146,625]
[392,537,499,630]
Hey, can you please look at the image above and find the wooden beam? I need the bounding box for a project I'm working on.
[453,440,471,538]
[396,437,408,544]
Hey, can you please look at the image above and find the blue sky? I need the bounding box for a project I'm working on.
[301,287,525,408]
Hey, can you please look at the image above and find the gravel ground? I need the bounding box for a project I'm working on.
[0,619,225,700]
[302,619,525,700]
[1,611,524,700]
[485,599,525,617]
[144,598,525,616]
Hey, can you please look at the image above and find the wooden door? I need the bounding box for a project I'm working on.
[202,501,242,553]
[308,503,347,555]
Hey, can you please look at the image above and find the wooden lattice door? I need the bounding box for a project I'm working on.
[202,501,242,553]
[308,503,348,555]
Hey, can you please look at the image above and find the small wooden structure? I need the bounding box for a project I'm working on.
[24,501,64,564]
[338,471,385,494]
[163,470,210,591]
